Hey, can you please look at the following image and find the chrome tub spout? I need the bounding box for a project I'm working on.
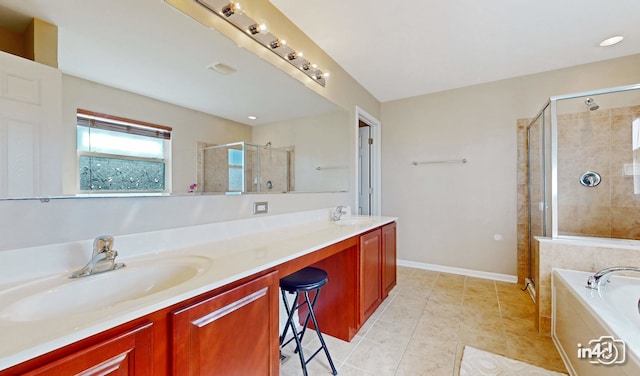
[586,266,640,289]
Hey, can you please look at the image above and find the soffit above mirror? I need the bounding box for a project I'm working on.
[0,0,337,126]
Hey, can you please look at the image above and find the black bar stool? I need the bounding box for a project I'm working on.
[280,266,338,375]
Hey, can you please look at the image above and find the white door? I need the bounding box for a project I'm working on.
[0,51,62,198]
[358,125,371,215]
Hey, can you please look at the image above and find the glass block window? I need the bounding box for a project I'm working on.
[77,109,171,193]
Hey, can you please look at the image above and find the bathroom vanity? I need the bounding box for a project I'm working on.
[0,211,396,375]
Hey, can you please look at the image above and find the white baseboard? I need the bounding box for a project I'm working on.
[397,259,517,283]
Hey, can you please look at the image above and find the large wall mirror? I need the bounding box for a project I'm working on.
[0,0,350,199]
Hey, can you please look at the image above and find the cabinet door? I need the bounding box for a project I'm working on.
[359,228,382,324]
[23,323,153,376]
[382,222,397,298]
[171,271,279,376]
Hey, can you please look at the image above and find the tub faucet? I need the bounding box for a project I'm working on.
[586,266,640,289]
[69,235,125,279]
[331,206,348,221]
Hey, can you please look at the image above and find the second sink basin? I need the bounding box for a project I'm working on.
[0,255,212,322]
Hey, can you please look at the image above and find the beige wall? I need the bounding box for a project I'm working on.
[381,54,640,277]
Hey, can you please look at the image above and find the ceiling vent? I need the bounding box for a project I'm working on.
[207,62,237,75]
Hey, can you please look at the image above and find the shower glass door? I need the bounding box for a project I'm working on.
[527,104,551,288]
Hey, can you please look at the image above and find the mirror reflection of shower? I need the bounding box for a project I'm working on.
[200,142,293,193]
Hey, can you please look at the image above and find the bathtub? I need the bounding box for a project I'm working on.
[552,268,640,375]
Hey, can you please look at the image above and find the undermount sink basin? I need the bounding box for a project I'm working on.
[0,255,212,322]
[334,216,376,226]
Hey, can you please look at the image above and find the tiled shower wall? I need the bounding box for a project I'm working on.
[516,119,530,286]
[556,105,640,239]
[201,146,229,192]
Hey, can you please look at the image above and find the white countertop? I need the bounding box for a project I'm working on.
[0,209,396,370]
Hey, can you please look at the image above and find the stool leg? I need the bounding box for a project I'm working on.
[295,289,315,348]
[280,289,295,346]
[280,290,309,376]
[304,289,338,375]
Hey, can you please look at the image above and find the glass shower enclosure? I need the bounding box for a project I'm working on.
[525,83,640,289]
[526,103,552,291]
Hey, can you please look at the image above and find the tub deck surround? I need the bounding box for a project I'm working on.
[552,269,640,375]
[0,209,397,371]
[534,237,640,335]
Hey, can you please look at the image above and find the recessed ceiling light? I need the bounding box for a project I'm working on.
[248,115,257,120]
[599,35,624,47]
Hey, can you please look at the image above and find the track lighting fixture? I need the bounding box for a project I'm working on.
[195,0,327,86]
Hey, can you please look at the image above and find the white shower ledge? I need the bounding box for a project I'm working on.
[0,208,397,371]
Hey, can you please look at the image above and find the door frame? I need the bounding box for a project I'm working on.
[354,106,381,216]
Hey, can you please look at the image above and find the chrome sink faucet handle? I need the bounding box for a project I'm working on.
[93,235,114,255]
[70,235,125,279]
[332,206,348,221]
[586,266,640,289]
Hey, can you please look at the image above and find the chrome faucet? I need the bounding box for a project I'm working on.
[586,266,640,289]
[331,206,348,221]
[69,235,125,278]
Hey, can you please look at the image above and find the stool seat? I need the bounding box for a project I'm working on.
[280,267,328,292]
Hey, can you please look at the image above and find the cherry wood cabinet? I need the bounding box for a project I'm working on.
[359,228,382,325]
[171,271,279,376]
[22,322,154,376]
[358,222,396,325]
[382,222,397,298]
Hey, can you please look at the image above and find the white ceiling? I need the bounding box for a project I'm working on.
[270,0,640,102]
[0,0,338,125]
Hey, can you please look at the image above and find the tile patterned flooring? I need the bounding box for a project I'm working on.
[280,266,567,375]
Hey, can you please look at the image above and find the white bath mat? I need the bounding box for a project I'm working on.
[460,346,567,376]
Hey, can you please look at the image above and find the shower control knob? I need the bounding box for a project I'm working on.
[579,171,601,187]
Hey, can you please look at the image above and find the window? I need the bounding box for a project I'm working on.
[76,109,171,193]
